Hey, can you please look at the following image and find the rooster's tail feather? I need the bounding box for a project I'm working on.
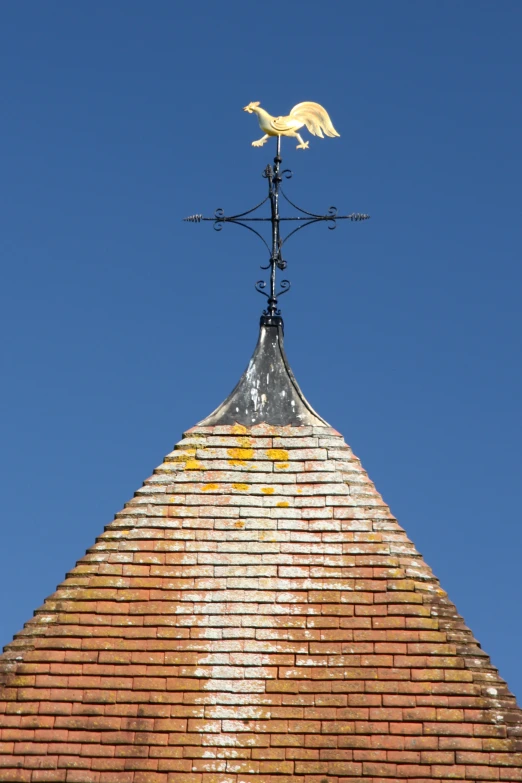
[289,101,340,138]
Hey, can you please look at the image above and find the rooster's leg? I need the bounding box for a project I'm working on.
[295,132,309,150]
[285,130,309,150]
[252,134,269,147]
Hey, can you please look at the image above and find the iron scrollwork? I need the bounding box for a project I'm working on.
[184,137,370,321]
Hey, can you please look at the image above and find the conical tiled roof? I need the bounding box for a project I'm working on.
[1,322,521,783]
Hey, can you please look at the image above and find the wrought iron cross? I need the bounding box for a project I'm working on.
[184,137,369,324]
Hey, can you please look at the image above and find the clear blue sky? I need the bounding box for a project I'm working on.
[1,1,521,699]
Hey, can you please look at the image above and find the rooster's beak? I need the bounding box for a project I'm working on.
[243,105,250,112]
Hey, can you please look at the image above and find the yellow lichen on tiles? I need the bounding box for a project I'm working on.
[363,533,382,542]
[201,483,220,492]
[168,496,184,503]
[184,459,204,470]
[170,449,197,461]
[232,424,248,434]
[261,487,275,495]
[76,588,103,601]
[267,449,289,461]
[259,532,275,542]
[232,483,250,492]
[227,448,255,460]
[235,521,245,528]
[228,459,248,467]
[274,461,290,470]
[276,501,289,507]
[8,675,35,688]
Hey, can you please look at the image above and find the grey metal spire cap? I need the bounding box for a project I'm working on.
[198,323,328,427]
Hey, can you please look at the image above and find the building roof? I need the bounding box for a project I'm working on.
[1,322,521,783]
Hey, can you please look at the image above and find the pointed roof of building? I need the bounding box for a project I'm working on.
[1,323,521,783]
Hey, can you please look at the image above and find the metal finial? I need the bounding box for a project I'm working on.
[184,107,369,323]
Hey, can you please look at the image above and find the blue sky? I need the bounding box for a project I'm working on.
[1,1,522,699]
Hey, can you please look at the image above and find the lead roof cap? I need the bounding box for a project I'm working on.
[198,320,328,428]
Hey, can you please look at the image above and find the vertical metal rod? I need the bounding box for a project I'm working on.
[267,136,282,317]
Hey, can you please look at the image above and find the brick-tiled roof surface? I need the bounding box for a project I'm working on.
[1,338,521,783]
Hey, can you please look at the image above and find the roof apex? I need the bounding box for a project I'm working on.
[198,321,328,427]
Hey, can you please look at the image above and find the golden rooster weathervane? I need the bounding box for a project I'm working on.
[243,100,340,150]
[185,101,368,325]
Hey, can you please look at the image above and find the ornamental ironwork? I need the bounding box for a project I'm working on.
[185,104,369,324]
